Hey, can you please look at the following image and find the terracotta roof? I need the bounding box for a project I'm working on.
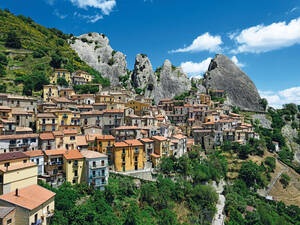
[0,184,55,210]
[51,97,72,103]
[150,153,160,158]
[124,139,143,146]
[152,136,168,141]
[140,138,154,143]
[86,134,115,142]
[52,131,63,136]
[114,142,129,147]
[11,108,30,115]
[63,150,83,160]
[173,134,186,139]
[44,149,66,156]
[103,109,124,114]
[0,152,28,162]
[114,126,139,130]
[39,132,54,140]
[73,136,85,147]
[80,150,107,159]
[15,127,32,133]
[0,162,37,172]
[0,133,38,140]
[63,130,78,135]
[24,150,44,158]
[0,206,15,219]
[55,68,67,71]
[81,110,103,115]
[36,113,56,118]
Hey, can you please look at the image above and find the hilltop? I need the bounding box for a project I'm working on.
[0,9,109,95]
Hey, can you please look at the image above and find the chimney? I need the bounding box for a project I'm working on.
[15,188,19,197]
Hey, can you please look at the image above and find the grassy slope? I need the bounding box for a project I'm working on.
[0,9,105,95]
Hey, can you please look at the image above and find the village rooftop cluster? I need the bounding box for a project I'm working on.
[0,69,258,225]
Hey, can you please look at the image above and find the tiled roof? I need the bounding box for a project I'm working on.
[152,136,168,141]
[150,153,160,158]
[16,127,33,133]
[0,133,38,140]
[80,110,104,115]
[52,131,63,136]
[80,150,107,159]
[103,109,124,114]
[36,113,56,118]
[63,130,78,135]
[0,206,15,219]
[24,150,44,158]
[0,162,37,172]
[114,142,129,147]
[63,150,83,160]
[114,126,139,130]
[0,184,55,210]
[140,138,154,143]
[76,135,87,146]
[124,139,143,146]
[44,149,66,156]
[39,132,55,140]
[172,134,186,139]
[0,152,28,162]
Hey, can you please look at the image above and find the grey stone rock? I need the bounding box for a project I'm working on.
[252,114,272,129]
[131,56,191,103]
[203,54,263,111]
[70,32,127,85]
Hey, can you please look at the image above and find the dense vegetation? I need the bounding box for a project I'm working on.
[0,9,109,95]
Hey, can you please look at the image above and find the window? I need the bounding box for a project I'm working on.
[74,170,78,176]
[6,218,12,224]
[23,159,27,163]
[92,170,96,177]
[52,125,56,131]
[70,136,75,140]
[108,141,111,146]
[52,119,55,124]
[122,149,125,154]
[36,158,39,164]
[42,125,46,132]
[102,170,105,176]
[93,161,96,167]
[101,160,104,166]
[31,138,36,143]
[102,178,105,184]
[74,160,78,166]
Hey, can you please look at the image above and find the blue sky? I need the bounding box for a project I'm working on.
[2,0,300,108]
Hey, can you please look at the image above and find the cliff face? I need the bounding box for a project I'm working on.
[203,54,263,111]
[70,33,127,85]
[131,54,191,103]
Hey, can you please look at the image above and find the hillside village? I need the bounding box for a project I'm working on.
[0,65,260,224]
[1,8,300,225]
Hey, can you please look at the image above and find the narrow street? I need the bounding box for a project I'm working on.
[212,180,226,225]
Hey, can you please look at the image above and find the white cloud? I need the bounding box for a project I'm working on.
[74,12,103,23]
[170,33,222,53]
[259,87,300,108]
[231,56,245,68]
[69,0,116,15]
[180,57,212,78]
[53,9,67,19]
[231,17,300,53]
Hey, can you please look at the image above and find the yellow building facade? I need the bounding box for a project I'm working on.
[63,150,84,184]
[43,85,58,102]
[50,69,71,84]
[112,140,145,172]
[0,153,38,195]
[125,100,149,116]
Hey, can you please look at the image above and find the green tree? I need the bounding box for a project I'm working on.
[5,31,21,48]
[280,173,290,188]
[50,54,63,68]
[57,77,68,87]
[239,161,263,188]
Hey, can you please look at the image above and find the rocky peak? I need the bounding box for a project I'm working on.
[70,32,127,85]
[131,54,156,90]
[203,54,263,111]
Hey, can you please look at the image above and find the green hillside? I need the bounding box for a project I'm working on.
[0,9,109,96]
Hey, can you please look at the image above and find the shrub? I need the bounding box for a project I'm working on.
[291,122,298,129]
[81,38,88,43]
[112,50,117,56]
[56,39,65,46]
[108,57,114,66]
[264,157,276,172]
[5,31,21,49]
[280,173,290,188]
[57,77,69,87]
[135,88,143,95]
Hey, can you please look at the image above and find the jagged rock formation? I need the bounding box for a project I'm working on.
[70,33,127,85]
[203,54,263,111]
[131,54,191,103]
